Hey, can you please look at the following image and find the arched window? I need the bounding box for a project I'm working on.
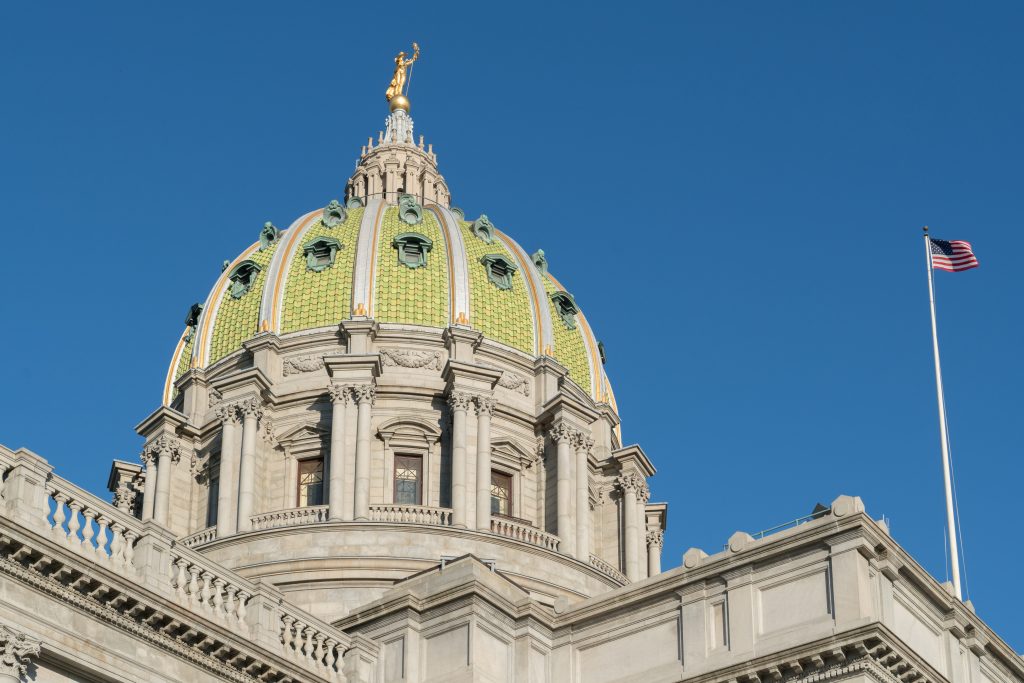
[227,260,261,299]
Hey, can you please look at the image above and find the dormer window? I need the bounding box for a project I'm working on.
[471,215,495,244]
[227,260,261,299]
[303,236,343,272]
[480,254,518,290]
[393,232,432,269]
[550,291,579,329]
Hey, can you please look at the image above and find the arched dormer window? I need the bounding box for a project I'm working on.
[550,291,579,329]
[303,236,343,272]
[228,260,261,299]
[480,254,518,290]
[393,232,432,269]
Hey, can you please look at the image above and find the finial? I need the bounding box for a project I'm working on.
[923,225,929,234]
[385,42,420,112]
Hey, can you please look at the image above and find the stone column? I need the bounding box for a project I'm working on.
[352,384,375,521]
[216,402,240,537]
[619,473,641,581]
[328,383,351,521]
[235,397,263,533]
[0,623,41,683]
[140,452,157,522]
[146,435,181,527]
[637,484,651,578]
[474,396,495,531]
[573,434,593,562]
[647,529,664,576]
[448,392,472,528]
[551,422,575,556]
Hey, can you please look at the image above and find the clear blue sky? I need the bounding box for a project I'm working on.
[2,1,1021,649]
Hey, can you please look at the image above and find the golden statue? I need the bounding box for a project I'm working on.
[385,43,420,104]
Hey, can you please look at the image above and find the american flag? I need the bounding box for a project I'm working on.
[930,238,979,272]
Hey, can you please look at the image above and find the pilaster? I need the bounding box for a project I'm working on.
[340,319,380,355]
[243,332,283,382]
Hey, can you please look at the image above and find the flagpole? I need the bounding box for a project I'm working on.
[923,225,962,600]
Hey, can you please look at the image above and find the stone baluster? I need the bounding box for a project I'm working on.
[236,396,264,533]
[474,396,495,531]
[187,564,201,606]
[281,615,296,655]
[448,392,472,528]
[173,558,189,598]
[573,433,593,562]
[110,522,125,565]
[647,529,664,576]
[352,385,376,521]
[216,403,240,537]
[81,508,96,553]
[618,473,641,581]
[123,529,137,568]
[212,577,226,616]
[550,422,576,556]
[95,515,111,556]
[66,501,82,546]
[328,383,352,521]
[144,435,182,526]
[303,626,316,664]
[50,493,67,539]
[236,589,250,624]
[0,624,41,683]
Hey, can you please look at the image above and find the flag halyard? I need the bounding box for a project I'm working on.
[930,238,979,272]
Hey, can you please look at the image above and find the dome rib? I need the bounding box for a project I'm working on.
[351,198,386,317]
[264,209,320,332]
[429,205,471,324]
[493,229,543,355]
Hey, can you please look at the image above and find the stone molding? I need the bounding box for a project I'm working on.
[141,435,181,466]
[282,354,325,376]
[0,622,40,679]
[380,348,443,371]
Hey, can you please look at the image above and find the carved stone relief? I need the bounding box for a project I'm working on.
[380,348,443,371]
[283,355,326,376]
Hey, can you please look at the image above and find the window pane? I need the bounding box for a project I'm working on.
[490,471,511,516]
[298,458,324,507]
[394,455,422,505]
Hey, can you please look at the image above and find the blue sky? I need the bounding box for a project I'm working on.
[2,1,1021,649]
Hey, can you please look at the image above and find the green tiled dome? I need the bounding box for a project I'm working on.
[165,200,610,409]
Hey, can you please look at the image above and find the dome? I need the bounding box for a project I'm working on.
[164,110,616,417]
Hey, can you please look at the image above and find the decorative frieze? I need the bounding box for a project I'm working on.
[380,348,443,370]
[0,623,41,679]
[283,354,326,376]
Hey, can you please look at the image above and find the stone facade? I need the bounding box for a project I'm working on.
[0,86,1020,683]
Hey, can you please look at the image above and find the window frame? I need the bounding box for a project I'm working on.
[490,469,513,517]
[393,453,424,505]
[296,457,325,507]
[480,253,518,290]
[303,236,343,272]
[392,232,433,269]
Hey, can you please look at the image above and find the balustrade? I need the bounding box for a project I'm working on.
[368,503,452,525]
[169,548,252,628]
[252,505,329,530]
[279,607,346,679]
[489,516,561,551]
[180,526,216,548]
[589,554,628,584]
[44,477,143,571]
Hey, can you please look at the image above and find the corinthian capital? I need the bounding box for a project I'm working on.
[328,382,352,405]
[447,391,473,412]
[646,529,664,549]
[474,396,496,416]
[549,420,575,444]
[0,623,41,678]
[616,472,643,494]
[215,402,240,425]
[638,484,651,505]
[238,396,264,420]
[352,384,376,406]
[142,434,182,464]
